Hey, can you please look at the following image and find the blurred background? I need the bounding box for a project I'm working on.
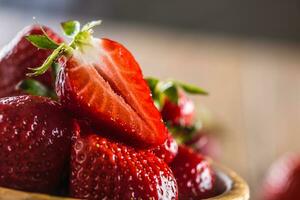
[1,0,300,199]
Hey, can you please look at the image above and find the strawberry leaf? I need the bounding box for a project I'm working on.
[27,43,68,77]
[26,35,59,50]
[146,77,159,93]
[175,81,208,95]
[158,81,178,104]
[61,20,80,37]
[146,77,208,110]
[17,79,57,99]
[168,124,198,144]
[81,20,102,32]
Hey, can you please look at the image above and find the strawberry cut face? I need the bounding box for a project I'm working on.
[56,38,167,148]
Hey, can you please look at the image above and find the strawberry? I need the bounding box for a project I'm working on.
[151,132,178,163]
[0,25,63,97]
[262,153,300,200]
[162,91,195,127]
[146,78,207,127]
[170,145,216,199]
[0,95,74,194]
[69,122,178,200]
[26,20,168,148]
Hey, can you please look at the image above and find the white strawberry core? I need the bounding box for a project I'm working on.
[72,38,104,65]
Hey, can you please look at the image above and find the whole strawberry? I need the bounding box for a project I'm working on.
[151,132,178,163]
[262,153,300,200]
[146,78,207,127]
[162,91,195,127]
[69,122,178,200]
[26,20,168,148]
[0,25,63,97]
[170,145,216,199]
[0,95,74,193]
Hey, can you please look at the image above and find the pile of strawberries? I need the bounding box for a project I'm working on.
[0,20,219,199]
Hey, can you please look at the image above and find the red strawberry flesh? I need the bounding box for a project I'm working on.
[0,25,63,97]
[0,95,74,193]
[70,122,178,200]
[56,38,167,148]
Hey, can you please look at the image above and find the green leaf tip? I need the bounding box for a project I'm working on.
[17,78,57,99]
[157,81,179,104]
[61,20,80,37]
[81,20,102,32]
[145,77,159,92]
[146,77,208,110]
[174,81,208,95]
[25,35,59,50]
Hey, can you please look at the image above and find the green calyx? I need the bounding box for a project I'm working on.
[168,124,200,144]
[17,78,57,99]
[25,20,102,77]
[146,77,208,110]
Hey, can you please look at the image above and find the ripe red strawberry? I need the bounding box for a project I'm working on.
[161,91,195,127]
[262,153,300,200]
[69,122,178,200]
[26,20,167,148]
[170,145,216,199]
[0,95,74,193]
[151,132,178,163]
[0,25,63,97]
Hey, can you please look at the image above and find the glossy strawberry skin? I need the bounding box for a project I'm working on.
[0,95,74,193]
[262,153,300,200]
[69,123,178,200]
[161,92,195,127]
[56,38,167,148]
[170,145,216,199]
[0,25,63,97]
[152,132,178,163]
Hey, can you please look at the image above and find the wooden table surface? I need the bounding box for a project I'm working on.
[1,8,300,199]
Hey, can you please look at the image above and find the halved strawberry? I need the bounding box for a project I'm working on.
[0,95,74,194]
[0,25,63,97]
[70,121,178,200]
[27,21,168,148]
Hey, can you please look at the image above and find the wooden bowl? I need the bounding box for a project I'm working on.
[207,163,249,200]
[0,163,249,200]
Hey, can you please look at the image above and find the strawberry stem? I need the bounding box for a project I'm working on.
[26,20,102,77]
[27,43,70,77]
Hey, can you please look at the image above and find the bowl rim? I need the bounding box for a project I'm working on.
[207,163,250,200]
[0,163,249,200]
